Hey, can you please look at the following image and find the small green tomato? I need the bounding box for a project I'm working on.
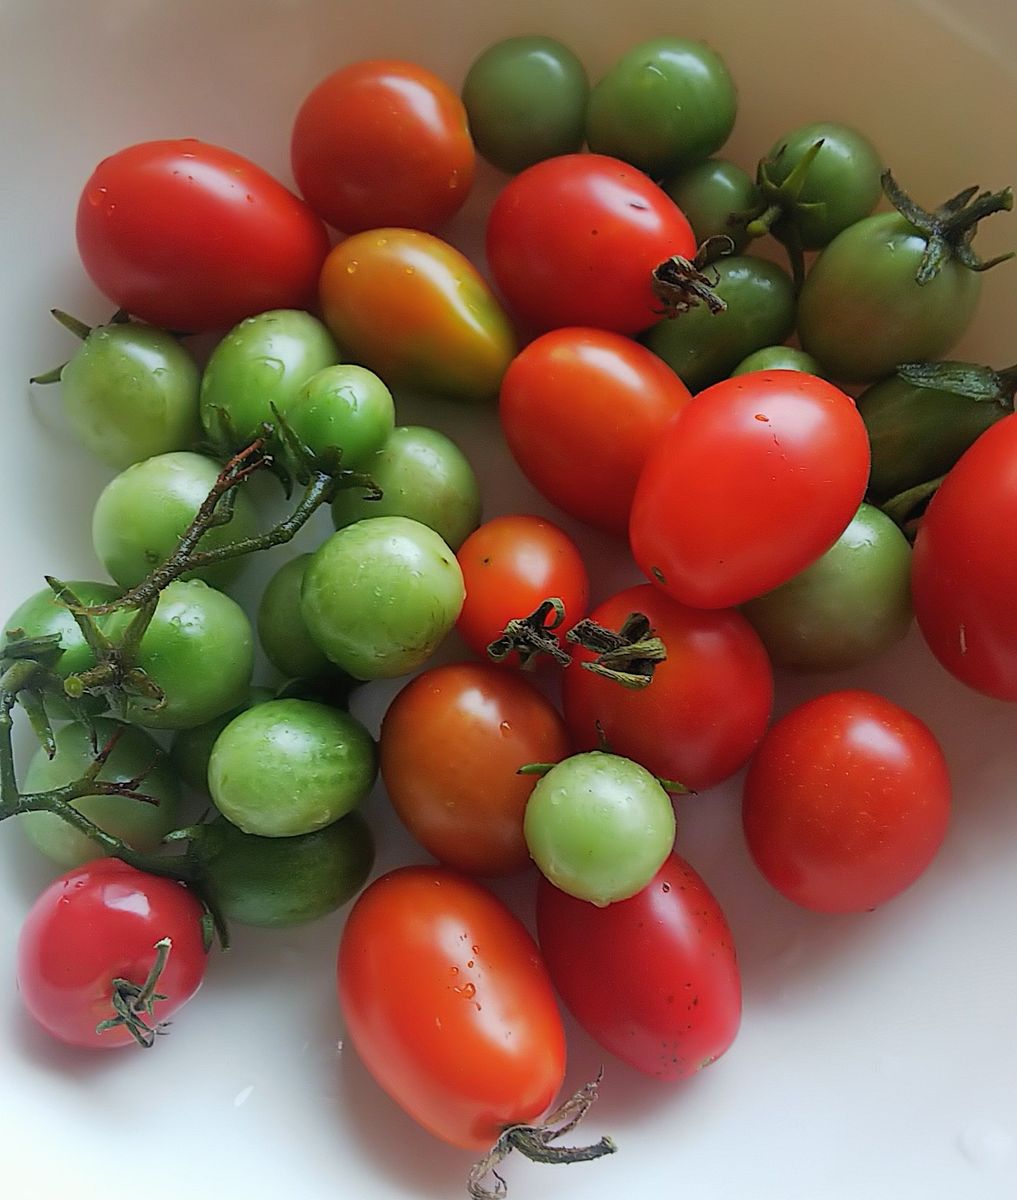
[285,364,395,468]
[257,554,332,680]
[169,685,275,793]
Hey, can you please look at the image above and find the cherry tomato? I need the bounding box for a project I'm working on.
[743,690,951,913]
[563,585,772,790]
[291,59,474,234]
[76,139,329,333]
[17,858,207,1049]
[337,865,566,1150]
[486,153,697,334]
[630,371,870,608]
[499,328,692,535]
[536,854,741,1080]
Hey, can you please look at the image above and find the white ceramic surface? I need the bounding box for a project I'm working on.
[2,2,1017,1198]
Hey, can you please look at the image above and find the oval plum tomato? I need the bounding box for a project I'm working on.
[380,663,571,875]
[456,516,590,666]
[743,690,951,913]
[536,854,741,1080]
[17,859,208,1049]
[337,865,566,1150]
[76,139,329,333]
[486,153,697,334]
[563,584,772,790]
[499,328,692,535]
[911,413,1017,699]
[291,59,474,234]
[630,371,870,608]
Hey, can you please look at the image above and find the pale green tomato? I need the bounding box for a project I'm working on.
[731,346,825,376]
[257,553,332,680]
[285,364,395,468]
[169,685,274,793]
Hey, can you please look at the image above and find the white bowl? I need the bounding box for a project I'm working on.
[3,2,1017,1198]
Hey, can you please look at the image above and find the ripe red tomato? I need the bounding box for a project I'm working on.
[76,139,330,332]
[630,370,870,609]
[536,854,741,1081]
[486,153,696,334]
[563,584,772,790]
[743,690,951,913]
[380,663,572,875]
[338,866,566,1149]
[911,413,1017,700]
[500,328,693,535]
[291,59,475,234]
[17,859,208,1048]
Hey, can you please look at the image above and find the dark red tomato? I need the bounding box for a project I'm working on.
[500,328,693,535]
[76,139,330,332]
[486,153,696,334]
[911,413,1017,700]
[743,690,951,913]
[380,663,572,875]
[536,854,741,1081]
[563,584,772,790]
[338,866,566,1149]
[17,859,208,1049]
[456,515,590,665]
[630,371,870,609]
[291,59,475,234]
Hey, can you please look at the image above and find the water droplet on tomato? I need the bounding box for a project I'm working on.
[662,882,671,892]
[448,170,459,188]
[86,186,107,207]
[450,966,459,975]
[404,266,415,276]
[346,261,359,275]
[459,982,477,999]
[499,721,512,736]
[466,960,474,969]
[245,194,254,203]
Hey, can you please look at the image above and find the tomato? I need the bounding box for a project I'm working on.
[630,371,870,608]
[169,686,274,794]
[380,663,571,875]
[17,858,207,1048]
[486,153,697,334]
[337,866,566,1150]
[291,60,474,234]
[732,346,823,376]
[499,328,692,535]
[563,584,772,790]
[743,690,951,912]
[319,229,517,403]
[76,139,329,333]
[663,158,761,253]
[257,554,332,680]
[536,854,741,1080]
[285,365,395,469]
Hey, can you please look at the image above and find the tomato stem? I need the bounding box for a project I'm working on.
[486,597,572,669]
[95,936,173,1048]
[879,473,948,533]
[651,253,727,319]
[49,308,93,340]
[566,611,667,689]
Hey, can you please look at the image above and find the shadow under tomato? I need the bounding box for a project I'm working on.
[7,1001,127,1079]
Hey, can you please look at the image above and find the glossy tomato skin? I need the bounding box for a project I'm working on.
[486,153,697,334]
[911,413,1017,699]
[537,855,741,1080]
[743,690,951,913]
[630,371,870,609]
[291,60,474,234]
[76,140,330,333]
[499,328,693,535]
[563,585,772,790]
[17,859,208,1048]
[338,866,566,1150]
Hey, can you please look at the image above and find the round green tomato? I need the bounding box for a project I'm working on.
[644,256,796,392]
[741,504,912,671]
[105,579,254,730]
[285,364,394,468]
[524,752,676,906]
[91,450,259,590]
[257,553,332,680]
[586,38,736,176]
[663,158,761,253]
[21,719,180,868]
[732,346,824,376]
[301,516,465,680]
[461,36,589,173]
[169,685,274,793]
[201,811,374,927]
[59,322,200,469]
[208,699,376,837]
[330,426,481,551]
[199,309,339,447]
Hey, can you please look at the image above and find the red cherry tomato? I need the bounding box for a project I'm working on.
[486,153,696,334]
[338,866,566,1149]
[17,859,208,1049]
[630,371,870,609]
[499,328,693,535]
[563,584,772,790]
[536,854,741,1081]
[743,690,951,913]
[291,59,475,234]
[76,139,330,332]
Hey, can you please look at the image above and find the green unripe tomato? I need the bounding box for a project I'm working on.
[285,364,395,468]
[732,346,825,376]
[663,158,761,253]
[169,685,274,793]
[301,516,465,680]
[21,719,180,868]
[257,553,332,680]
[208,699,377,837]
